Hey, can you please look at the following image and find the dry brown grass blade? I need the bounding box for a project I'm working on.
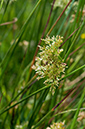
[0,18,17,26]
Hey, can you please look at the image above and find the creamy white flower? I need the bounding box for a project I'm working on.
[32,36,66,95]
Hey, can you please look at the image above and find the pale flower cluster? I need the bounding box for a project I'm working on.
[32,36,66,95]
[53,0,79,15]
[54,0,69,9]
[53,0,70,14]
[46,121,65,129]
[77,111,85,122]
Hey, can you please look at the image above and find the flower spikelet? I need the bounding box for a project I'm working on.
[46,121,65,129]
[32,36,66,95]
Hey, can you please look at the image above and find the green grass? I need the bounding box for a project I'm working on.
[0,0,85,129]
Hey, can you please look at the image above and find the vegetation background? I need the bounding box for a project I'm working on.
[0,0,85,129]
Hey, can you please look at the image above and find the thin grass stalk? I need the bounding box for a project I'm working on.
[44,88,58,127]
[57,0,75,35]
[59,27,80,49]
[60,64,85,81]
[20,78,37,99]
[68,57,83,74]
[32,86,76,129]
[72,0,85,31]
[23,1,46,70]
[49,87,58,111]
[0,74,37,114]
[36,0,47,43]
[32,110,52,129]
[55,85,85,124]
[64,21,85,62]
[68,42,85,57]
[27,89,49,128]
[0,84,51,116]
[52,87,76,111]
[54,80,85,121]
[0,0,4,10]
[11,60,32,99]
[17,0,27,19]
[0,0,10,23]
[47,0,72,36]
[53,108,85,117]
[77,3,84,27]
[70,86,85,129]
[1,112,9,128]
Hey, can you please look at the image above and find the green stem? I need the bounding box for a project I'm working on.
[32,110,53,129]
[64,21,85,62]
[70,87,85,129]
[60,64,85,81]
[0,85,51,115]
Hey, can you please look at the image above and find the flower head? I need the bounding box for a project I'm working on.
[32,36,66,95]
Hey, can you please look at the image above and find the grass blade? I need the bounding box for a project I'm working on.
[70,87,85,129]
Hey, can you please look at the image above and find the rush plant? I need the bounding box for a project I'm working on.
[0,0,85,129]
